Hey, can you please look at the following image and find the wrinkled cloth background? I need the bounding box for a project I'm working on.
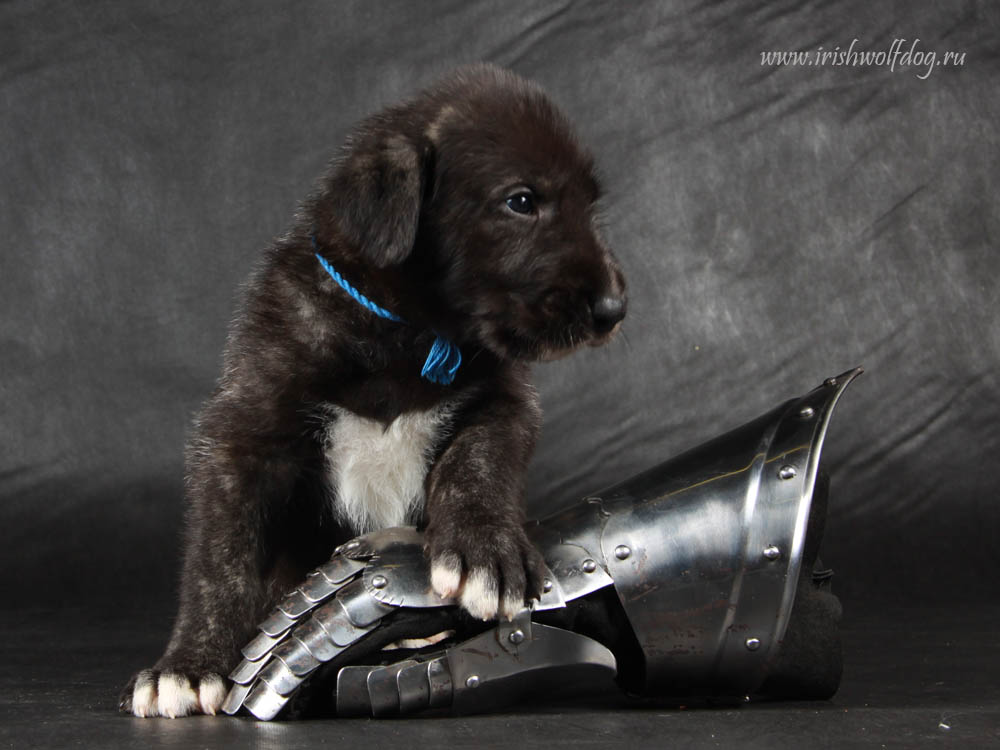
[1,0,998,745]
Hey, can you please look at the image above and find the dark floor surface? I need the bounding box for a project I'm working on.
[1,603,997,749]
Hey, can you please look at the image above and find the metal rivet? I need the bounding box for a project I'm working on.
[778,465,797,480]
[371,575,387,589]
[798,405,815,419]
[542,579,553,593]
[614,545,631,560]
[745,637,761,651]
[466,675,480,688]
[824,377,838,388]
[508,629,525,645]
[582,559,597,573]
[763,545,781,561]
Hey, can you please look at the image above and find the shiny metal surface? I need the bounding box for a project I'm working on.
[496,610,533,656]
[426,657,454,708]
[396,660,433,713]
[340,526,425,560]
[317,555,365,583]
[272,638,321,676]
[337,654,458,717]
[220,681,251,716]
[335,665,378,717]
[223,541,375,715]
[368,660,418,717]
[448,624,617,714]
[593,367,861,696]
[292,618,345,662]
[242,681,289,721]
[337,579,396,627]
[277,589,314,618]
[533,543,612,603]
[325,621,614,717]
[312,598,374,646]
[241,630,288,661]
[362,535,457,608]
[258,608,296,637]
[335,539,360,556]
[257,656,305,696]
[298,571,343,602]
[229,654,269,685]
[226,368,860,718]
[529,496,609,563]
[529,566,567,612]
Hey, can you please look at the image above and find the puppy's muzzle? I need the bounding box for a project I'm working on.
[589,293,627,334]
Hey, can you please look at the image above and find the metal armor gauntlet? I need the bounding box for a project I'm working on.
[223,369,860,720]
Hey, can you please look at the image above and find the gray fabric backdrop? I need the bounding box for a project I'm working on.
[2,0,997,613]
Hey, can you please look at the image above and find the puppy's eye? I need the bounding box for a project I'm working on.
[505,191,536,215]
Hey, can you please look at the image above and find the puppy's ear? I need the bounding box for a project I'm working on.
[327,131,430,268]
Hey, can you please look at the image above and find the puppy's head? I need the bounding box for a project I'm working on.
[318,64,626,361]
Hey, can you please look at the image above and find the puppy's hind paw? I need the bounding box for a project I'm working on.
[121,669,227,718]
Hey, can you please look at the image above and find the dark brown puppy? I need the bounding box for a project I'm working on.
[121,64,626,718]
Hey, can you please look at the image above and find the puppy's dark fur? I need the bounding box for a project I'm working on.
[121,64,626,717]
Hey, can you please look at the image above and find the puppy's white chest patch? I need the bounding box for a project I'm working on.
[323,403,455,534]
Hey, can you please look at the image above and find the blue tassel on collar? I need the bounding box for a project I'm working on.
[312,236,462,385]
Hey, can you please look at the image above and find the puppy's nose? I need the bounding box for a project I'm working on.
[590,294,627,333]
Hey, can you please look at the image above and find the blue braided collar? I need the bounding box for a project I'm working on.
[311,236,462,385]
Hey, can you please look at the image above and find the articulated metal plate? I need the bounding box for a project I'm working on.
[223,549,380,719]
[336,579,397,627]
[272,637,321,676]
[242,681,289,720]
[226,368,859,718]
[397,660,434,713]
[448,623,617,714]
[292,617,347,662]
[224,528,458,719]
[337,526,424,560]
[312,599,374,646]
[330,619,615,718]
[368,660,420,717]
[316,555,366,584]
[336,665,381,716]
[229,653,270,685]
[258,608,297,637]
[241,630,289,662]
[220,682,252,715]
[363,537,457,608]
[257,656,304,696]
[536,542,614,603]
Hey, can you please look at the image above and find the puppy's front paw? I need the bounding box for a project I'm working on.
[426,522,546,621]
[120,669,227,718]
